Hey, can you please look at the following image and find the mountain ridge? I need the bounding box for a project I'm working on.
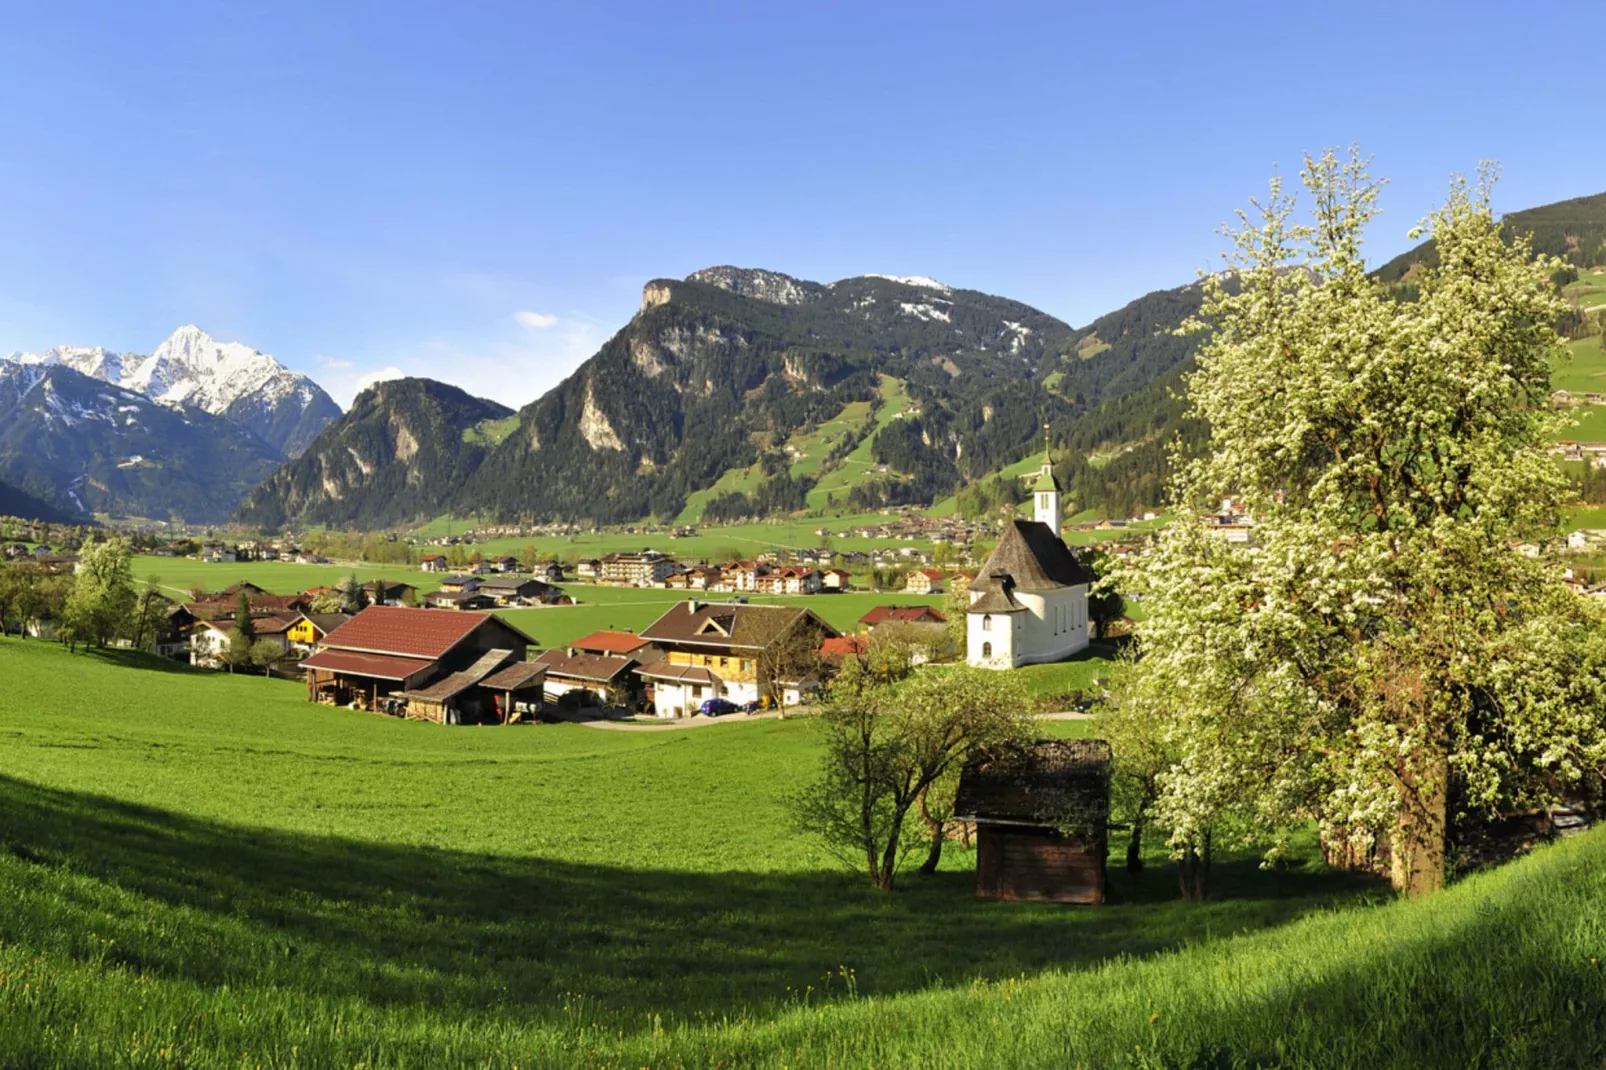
[5,324,341,458]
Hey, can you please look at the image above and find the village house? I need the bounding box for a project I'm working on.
[953,739,1112,905]
[599,550,676,587]
[186,613,299,668]
[666,564,723,590]
[301,606,538,723]
[286,612,352,655]
[637,600,839,717]
[534,648,641,708]
[475,574,562,607]
[860,605,947,631]
[821,567,852,592]
[424,588,498,611]
[539,561,566,583]
[420,554,449,573]
[576,558,601,581]
[437,574,480,594]
[363,579,418,606]
[968,451,1092,669]
[904,568,946,594]
[489,555,520,572]
[756,565,823,595]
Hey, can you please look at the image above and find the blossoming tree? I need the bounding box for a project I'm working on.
[1122,149,1606,897]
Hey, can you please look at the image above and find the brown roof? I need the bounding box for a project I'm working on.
[569,630,651,655]
[860,605,948,626]
[533,649,636,683]
[320,605,510,659]
[481,662,547,690]
[913,568,945,580]
[640,601,838,650]
[973,519,1091,593]
[819,635,870,658]
[402,649,515,703]
[953,740,1112,828]
[300,649,436,681]
[304,613,352,635]
[635,663,720,684]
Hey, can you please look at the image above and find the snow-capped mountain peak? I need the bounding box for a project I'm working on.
[2,325,341,457]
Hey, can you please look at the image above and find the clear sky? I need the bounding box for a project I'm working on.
[2,1,1602,407]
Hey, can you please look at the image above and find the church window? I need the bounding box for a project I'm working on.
[982,614,992,631]
[982,642,992,658]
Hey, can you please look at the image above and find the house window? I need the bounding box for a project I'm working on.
[719,657,728,667]
[740,659,751,671]
[703,655,713,666]
[982,642,992,658]
[982,614,992,631]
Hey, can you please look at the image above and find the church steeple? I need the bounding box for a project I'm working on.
[1032,424,1062,533]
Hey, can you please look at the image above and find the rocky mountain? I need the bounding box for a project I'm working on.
[0,362,284,523]
[6,324,340,457]
[235,266,1207,529]
[234,378,513,530]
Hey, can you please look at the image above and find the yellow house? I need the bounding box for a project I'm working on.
[287,612,352,653]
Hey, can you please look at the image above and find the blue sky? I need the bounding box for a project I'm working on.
[2,1,1602,407]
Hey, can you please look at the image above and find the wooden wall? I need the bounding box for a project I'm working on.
[975,826,1105,905]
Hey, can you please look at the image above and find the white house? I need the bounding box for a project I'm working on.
[966,451,1091,669]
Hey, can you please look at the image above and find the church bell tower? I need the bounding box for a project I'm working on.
[1032,426,1061,533]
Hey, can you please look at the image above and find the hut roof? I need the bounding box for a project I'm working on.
[300,649,435,681]
[953,739,1112,829]
[320,606,528,659]
[641,601,838,650]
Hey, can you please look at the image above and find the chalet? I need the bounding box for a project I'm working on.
[534,649,639,708]
[424,589,498,611]
[638,601,839,717]
[301,606,537,723]
[818,634,870,663]
[568,630,659,660]
[476,574,561,606]
[420,554,449,573]
[718,561,768,592]
[859,605,947,630]
[821,568,852,592]
[905,568,946,594]
[576,559,601,581]
[953,739,1112,905]
[666,565,723,590]
[201,545,238,564]
[217,581,269,599]
[363,579,418,606]
[286,612,352,654]
[757,565,823,595]
[437,574,480,594]
[539,561,566,583]
[186,614,299,668]
[489,555,520,572]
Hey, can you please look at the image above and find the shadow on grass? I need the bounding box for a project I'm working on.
[0,775,1387,1029]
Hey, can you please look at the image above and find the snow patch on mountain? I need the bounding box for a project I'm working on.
[863,274,952,293]
[4,325,340,456]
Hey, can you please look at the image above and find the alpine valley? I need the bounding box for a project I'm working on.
[238,268,1202,530]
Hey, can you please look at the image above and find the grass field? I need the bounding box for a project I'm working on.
[0,637,1599,1066]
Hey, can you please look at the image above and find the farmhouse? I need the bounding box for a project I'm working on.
[638,600,839,717]
[967,451,1092,669]
[363,579,418,606]
[476,574,562,606]
[953,739,1112,904]
[424,589,498,611]
[821,567,852,592]
[905,568,946,594]
[302,606,536,723]
[419,554,449,572]
[286,612,352,654]
[534,648,640,708]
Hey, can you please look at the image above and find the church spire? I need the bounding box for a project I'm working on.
[1032,424,1062,532]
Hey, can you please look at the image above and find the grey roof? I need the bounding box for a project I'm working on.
[967,588,1027,613]
[973,519,1091,593]
[640,601,838,650]
[402,648,515,704]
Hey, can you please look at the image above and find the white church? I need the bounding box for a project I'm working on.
[966,448,1092,669]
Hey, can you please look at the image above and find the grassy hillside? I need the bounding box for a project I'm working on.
[0,638,1598,1066]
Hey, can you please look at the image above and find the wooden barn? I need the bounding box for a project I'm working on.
[953,739,1112,905]
[301,606,537,723]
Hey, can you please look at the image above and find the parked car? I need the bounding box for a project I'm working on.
[699,697,738,716]
[739,700,761,713]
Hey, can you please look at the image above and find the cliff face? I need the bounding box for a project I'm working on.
[234,379,511,530]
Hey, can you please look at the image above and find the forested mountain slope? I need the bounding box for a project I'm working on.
[234,378,513,530]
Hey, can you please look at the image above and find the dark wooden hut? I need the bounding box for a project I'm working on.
[953,739,1112,905]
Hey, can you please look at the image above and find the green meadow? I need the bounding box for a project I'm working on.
[0,638,1601,1066]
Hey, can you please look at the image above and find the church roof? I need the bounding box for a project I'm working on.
[974,519,1091,593]
[1031,460,1061,493]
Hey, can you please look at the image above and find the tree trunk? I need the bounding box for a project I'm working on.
[1391,748,1448,898]
[1178,830,1211,901]
[917,788,943,876]
[1126,813,1145,873]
